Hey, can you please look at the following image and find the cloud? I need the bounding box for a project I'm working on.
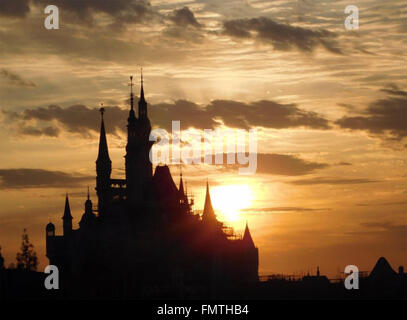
[162,7,203,42]
[186,153,328,176]
[349,222,407,250]
[337,162,352,166]
[0,0,30,17]
[32,0,153,25]
[3,105,127,137]
[336,87,407,141]
[2,99,330,137]
[241,207,330,213]
[255,153,328,176]
[169,7,201,28]
[0,169,92,189]
[206,100,330,130]
[0,68,36,87]
[289,177,379,185]
[357,201,407,207]
[20,126,60,137]
[223,17,342,54]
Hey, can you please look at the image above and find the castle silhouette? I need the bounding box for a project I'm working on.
[45,74,259,299]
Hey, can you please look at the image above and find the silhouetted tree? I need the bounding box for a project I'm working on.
[16,229,38,271]
[0,245,4,269]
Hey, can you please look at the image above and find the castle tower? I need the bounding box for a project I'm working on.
[46,222,55,237]
[202,181,217,223]
[178,172,188,204]
[62,194,73,236]
[242,222,255,248]
[125,72,154,206]
[45,222,55,263]
[242,222,259,282]
[96,107,112,215]
[139,70,147,120]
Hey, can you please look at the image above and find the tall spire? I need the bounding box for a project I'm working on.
[179,169,184,195]
[128,76,136,121]
[242,221,255,248]
[63,193,73,220]
[178,170,188,204]
[130,76,134,109]
[202,180,216,221]
[96,105,112,215]
[97,106,111,162]
[62,193,73,236]
[140,68,145,103]
[138,68,147,119]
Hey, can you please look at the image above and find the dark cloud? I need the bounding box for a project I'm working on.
[255,153,327,176]
[0,68,36,87]
[0,168,92,189]
[32,0,152,25]
[205,100,330,130]
[336,88,407,140]
[289,177,379,185]
[169,7,201,28]
[3,105,127,137]
[380,84,407,97]
[0,0,30,17]
[223,17,342,54]
[2,99,330,137]
[20,126,60,137]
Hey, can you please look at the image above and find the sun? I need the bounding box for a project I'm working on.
[210,184,253,222]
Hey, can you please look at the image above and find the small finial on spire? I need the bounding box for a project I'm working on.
[87,186,90,200]
[100,103,105,119]
[141,68,143,86]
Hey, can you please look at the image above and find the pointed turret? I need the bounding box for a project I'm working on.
[80,187,96,228]
[202,181,216,222]
[178,171,189,205]
[242,221,255,248]
[179,172,185,195]
[96,107,112,215]
[128,76,136,122]
[62,194,73,236]
[138,69,147,119]
[85,186,92,214]
[96,107,111,163]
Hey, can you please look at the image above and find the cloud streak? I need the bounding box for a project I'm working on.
[336,87,407,141]
[223,17,342,54]
[2,99,330,137]
[0,69,36,87]
[0,168,92,189]
[289,177,379,185]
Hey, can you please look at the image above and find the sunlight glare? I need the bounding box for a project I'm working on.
[211,184,253,222]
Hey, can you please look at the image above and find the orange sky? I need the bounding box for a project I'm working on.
[0,0,407,278]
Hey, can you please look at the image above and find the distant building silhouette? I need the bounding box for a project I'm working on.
[45,74,259,298]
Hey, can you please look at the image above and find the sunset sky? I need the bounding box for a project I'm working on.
[0,0,406,277]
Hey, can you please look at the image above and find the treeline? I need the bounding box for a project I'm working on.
[0,229,38,271]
